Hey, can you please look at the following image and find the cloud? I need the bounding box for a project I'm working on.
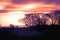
[10,0,60,4]
[0,10,7,13]
[44,0,60,4]
[32,0,60,4]
[10,0,28,4]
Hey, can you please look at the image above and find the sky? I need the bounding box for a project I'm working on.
[10,0,60,4]
[7,0,60,12]
[0,0,60,12]
[0,0,60,27]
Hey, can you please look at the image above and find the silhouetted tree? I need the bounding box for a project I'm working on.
[54,10,60,15]
[10,24,14,28]
[21,13,41,26]
[45,13,58,25]
[53,10,60,25]
[41,14,49,25]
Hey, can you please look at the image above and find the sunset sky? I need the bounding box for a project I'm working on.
[0,0,60,27]
[0,0,60,12]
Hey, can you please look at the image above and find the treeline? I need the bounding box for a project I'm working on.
[20,10,60,26]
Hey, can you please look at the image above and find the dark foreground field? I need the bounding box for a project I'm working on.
[0,25,60,40]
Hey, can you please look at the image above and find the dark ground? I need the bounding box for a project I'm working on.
[0,25,60,40]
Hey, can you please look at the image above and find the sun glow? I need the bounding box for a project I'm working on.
[0,11,26,27]
[20,4,37,10]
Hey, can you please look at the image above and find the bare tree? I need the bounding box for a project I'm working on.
[20,13,41,26]
[53,10,60,25]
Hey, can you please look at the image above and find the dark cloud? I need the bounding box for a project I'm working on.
[0,10,8,13]
[10,0,60,5]
[31,0,60,4]
[44,0,60,4]
[10,0,28,4]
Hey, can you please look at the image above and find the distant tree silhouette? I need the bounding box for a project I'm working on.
[54,10,60,15]
[53,10,60,25]
[45,14,51,25]
[50,13,58,25]
[21,13,41,26]
[19,12,60,26]
[45,13,58,25]
[10,24,14,28]
[42,14,48,25]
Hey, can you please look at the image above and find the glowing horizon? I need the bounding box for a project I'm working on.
[0,0,60,28]
[0,11,26,27]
